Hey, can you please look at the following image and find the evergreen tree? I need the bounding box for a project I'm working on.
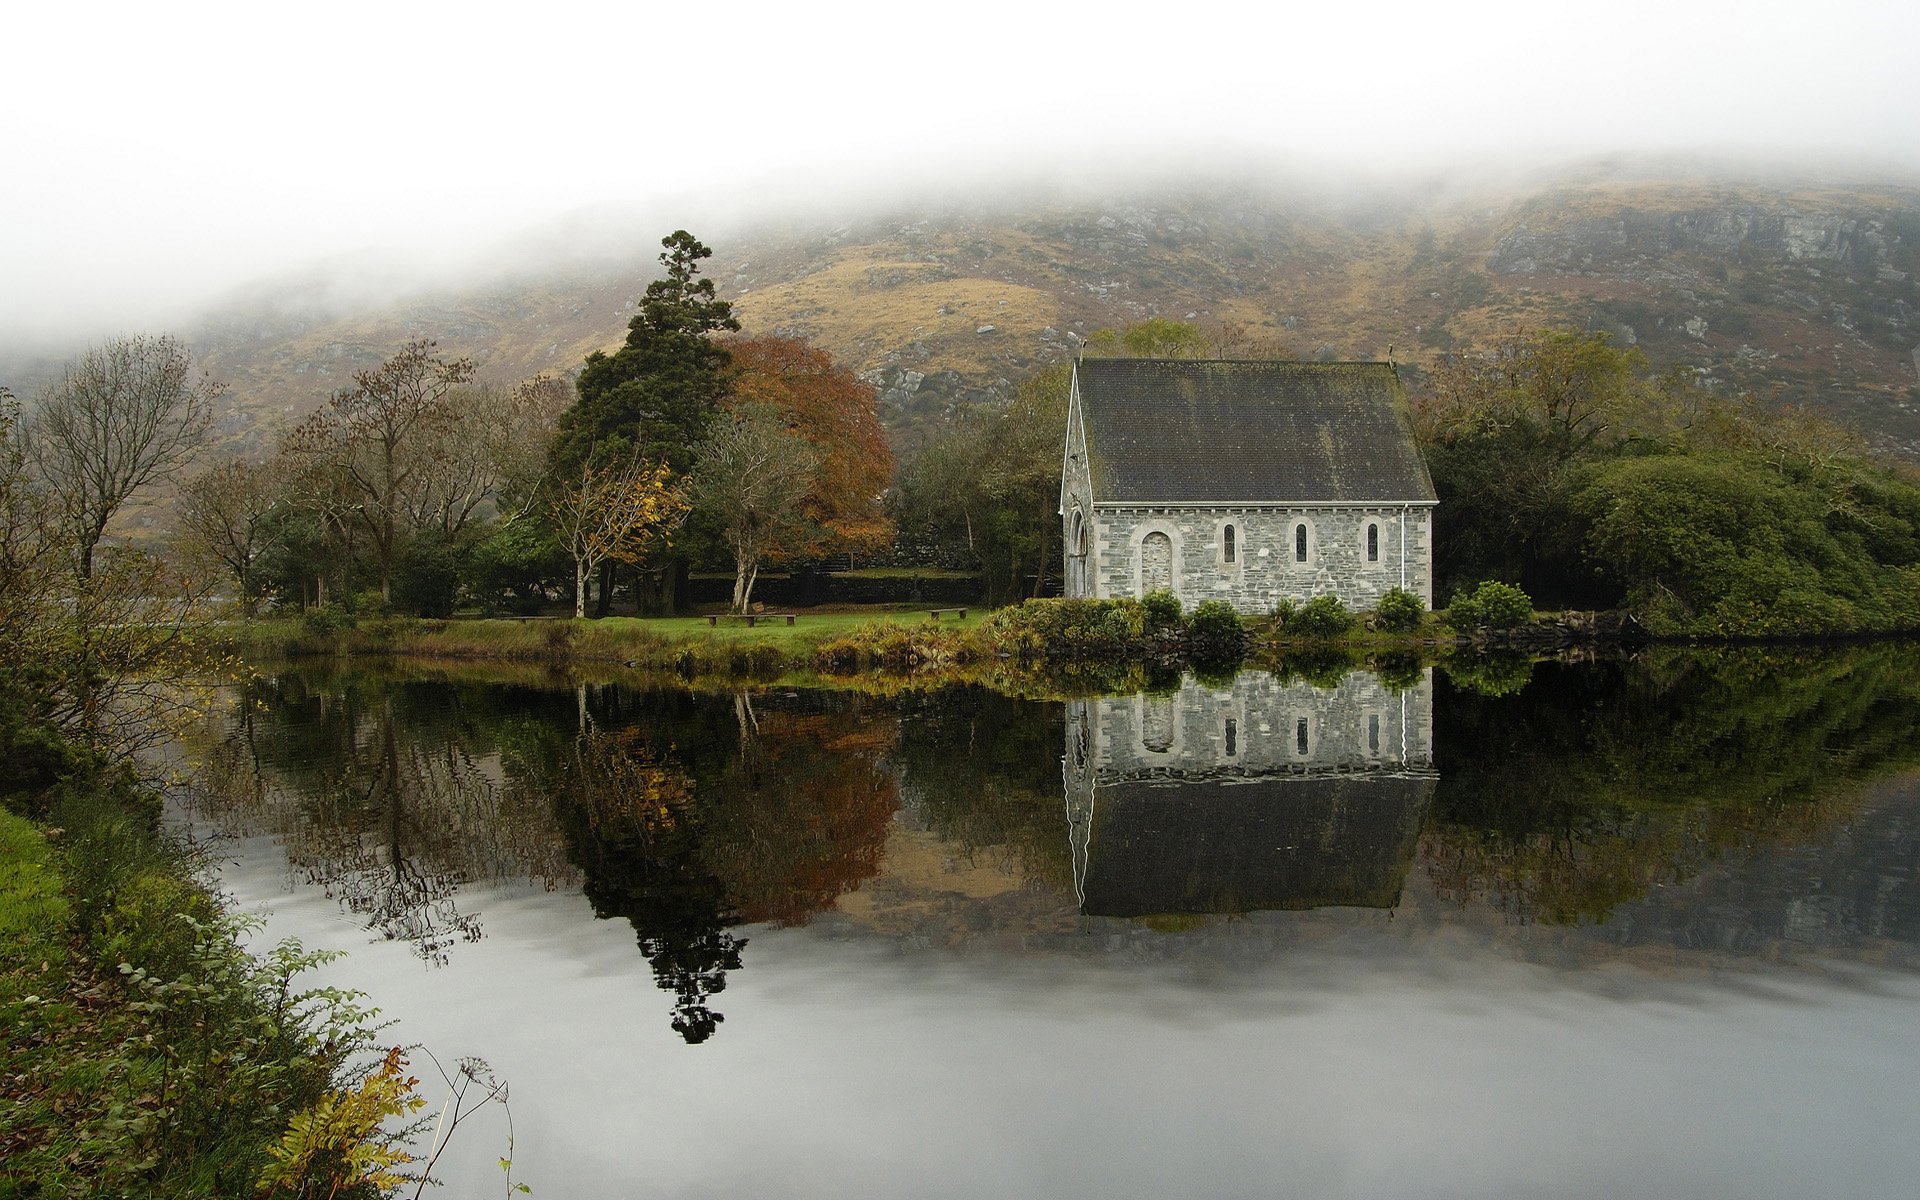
[551,230,740,476]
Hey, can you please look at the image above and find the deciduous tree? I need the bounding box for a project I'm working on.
[174,458,280,616]
[689,404,818,613]
[28,333,217,578]
[547,457,689,619]
[287,340,474,602]
[722,335,893,559]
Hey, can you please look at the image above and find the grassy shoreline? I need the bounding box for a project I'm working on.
[0,779,402,1198]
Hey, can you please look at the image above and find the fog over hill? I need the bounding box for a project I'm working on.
[6,164,1920,459]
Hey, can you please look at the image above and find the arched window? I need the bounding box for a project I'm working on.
[1294,524,1308,562]
[1367,713,1381,754]
[1295,717,1310,756]
[1224,718,1238,757]
[1223,523,1236,564]
[1367,523,1380,562]
[1140,531,1174,592]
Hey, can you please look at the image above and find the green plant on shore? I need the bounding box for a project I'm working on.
[1186,600,1249,663]
[1288,594,1353,638]
[1141,588,1182,627]
[1448,580,1534,629]
[1374,587,1426,632]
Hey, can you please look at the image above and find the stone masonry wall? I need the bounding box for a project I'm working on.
[1089,506,1433,613]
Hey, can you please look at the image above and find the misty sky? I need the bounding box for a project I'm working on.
[4,0,1917,346]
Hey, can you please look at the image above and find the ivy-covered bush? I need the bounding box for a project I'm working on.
[1449,580,1534,629]
[1186,599,1249,662]
[1374,586,1426,631]
[1290,594,1353,638]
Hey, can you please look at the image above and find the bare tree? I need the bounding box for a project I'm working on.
[28,334,218,578]
[288,340,474,602]
[690,404,819,613]
[175,458,280,615]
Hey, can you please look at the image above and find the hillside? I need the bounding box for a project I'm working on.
[15,174,1920,460]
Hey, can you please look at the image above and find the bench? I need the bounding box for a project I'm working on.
[707,613,796,627]
[927,607,968,621]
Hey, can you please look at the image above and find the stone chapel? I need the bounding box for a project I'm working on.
[1059,358,1436,613]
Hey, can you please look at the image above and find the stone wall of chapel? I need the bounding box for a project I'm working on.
[1093,506,1432,613]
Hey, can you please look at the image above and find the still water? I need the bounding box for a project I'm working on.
[178,648,1920,1198]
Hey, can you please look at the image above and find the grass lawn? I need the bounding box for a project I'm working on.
[591,604,986,649]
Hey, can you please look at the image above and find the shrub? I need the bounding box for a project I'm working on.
[978,598,1148,660]
[1142,589,1183,627]
[391,538,464,619]
[299,604,355,640]
[1374,587,1426,631]
[1270,597,1298,627]
[1186,600,1248,662]
[1290,594,1353,638]
[1449,580,1533,629]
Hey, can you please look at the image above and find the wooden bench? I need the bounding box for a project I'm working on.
[927,607,968,621]
[705,613,796,627]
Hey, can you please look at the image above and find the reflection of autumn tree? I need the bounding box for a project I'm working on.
[547,690,900,1041]
[188,674,578,964]
[1425,646,1920,924]
[701,698,899,926]
[888,688,1071,887]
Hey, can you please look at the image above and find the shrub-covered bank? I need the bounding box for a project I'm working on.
[0,772,417,1198]
[207,588,1640,688]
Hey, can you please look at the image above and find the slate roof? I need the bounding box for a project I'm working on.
[1075,359,1437,505]
[1079,773,1435,918]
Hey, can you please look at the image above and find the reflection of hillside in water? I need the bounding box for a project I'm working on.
[1065,671,1436,917]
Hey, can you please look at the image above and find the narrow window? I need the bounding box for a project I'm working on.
[1295,717,1309,755]
[1225,718,1237,757]
[1294,524,1308,562]
[1368,713,1381,754]
[1223,524,1236,564]
[1367,523,1380,562]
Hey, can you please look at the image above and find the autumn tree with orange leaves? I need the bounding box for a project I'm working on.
[721,335,893,561]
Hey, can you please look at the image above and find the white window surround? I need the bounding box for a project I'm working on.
[1290,517,1317,565]
[1215,515,1243,571]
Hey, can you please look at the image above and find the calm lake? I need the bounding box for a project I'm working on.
[174,647,1920,1198]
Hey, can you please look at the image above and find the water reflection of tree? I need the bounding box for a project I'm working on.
[544,687,899,1043]
[1425,646,1920,926]
[190,674,579,964]
[549,725,743,1044]
[889,688,1071,886]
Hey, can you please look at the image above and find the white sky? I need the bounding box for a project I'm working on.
[4,0,1918,346]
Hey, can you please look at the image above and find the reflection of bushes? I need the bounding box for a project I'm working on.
[1427,645,1920,927]
[1444,651,1535,696]
[1370,651,1427,692]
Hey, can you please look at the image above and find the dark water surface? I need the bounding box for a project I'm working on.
[177,647,1920,1198]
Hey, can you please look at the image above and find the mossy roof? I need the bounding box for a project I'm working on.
[1076,359,1437,505]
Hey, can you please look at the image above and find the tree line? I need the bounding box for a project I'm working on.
[11,241,1918,636]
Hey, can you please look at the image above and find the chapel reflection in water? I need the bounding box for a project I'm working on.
[1064,670,1436,917]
